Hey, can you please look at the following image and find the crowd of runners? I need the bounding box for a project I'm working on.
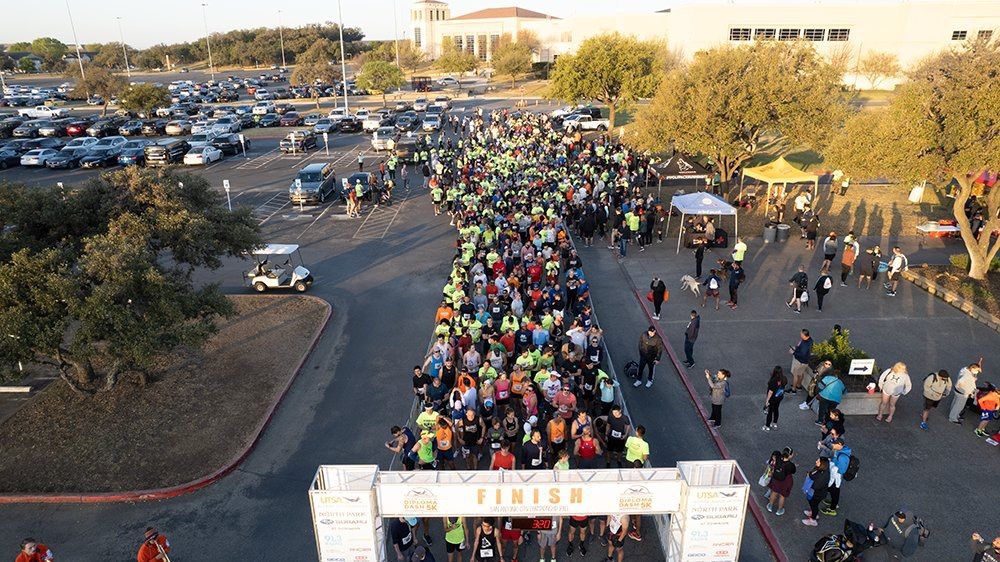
[384,109,659,562]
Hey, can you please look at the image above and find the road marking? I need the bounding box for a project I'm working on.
[296,202,336,239]
[253,191,290,224]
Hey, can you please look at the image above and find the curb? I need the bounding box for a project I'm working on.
[904,270,1000,333]
[0,294,333,504]
[617,262,788,562]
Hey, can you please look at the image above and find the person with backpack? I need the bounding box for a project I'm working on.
[649,276,667,319]
[702,269,722,311]
[633,325,664,389]
[766,446,796,516]
[787,265,809,314]
[877,362,912,424]
[814,267,834,311]
[820,439,855,516]
[727,262,746,310]
[815,370,846,426]
[884,246,909,297]
[762,366,787,431]
[705,368,731,427]
[920,370,953,430]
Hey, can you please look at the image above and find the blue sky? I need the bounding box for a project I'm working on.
[3,0,673,48]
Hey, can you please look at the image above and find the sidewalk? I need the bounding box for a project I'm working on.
[594,232,1000,561]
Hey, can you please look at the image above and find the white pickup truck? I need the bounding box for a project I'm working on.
[562,114,609,132]
[18,105,68,119]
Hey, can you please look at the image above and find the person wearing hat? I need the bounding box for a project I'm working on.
[410,544,437,562]
[136,527,170,562]
[409,430,438,470]
[15,538,53,562]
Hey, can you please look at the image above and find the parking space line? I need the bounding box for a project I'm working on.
[295,202,337,240]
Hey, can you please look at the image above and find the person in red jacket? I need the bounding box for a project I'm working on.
[136,527,171,562]
[15,538,53,562]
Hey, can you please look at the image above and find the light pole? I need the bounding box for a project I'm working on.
[392,0,401,68]
[64,0,86,81]
[201,3,215,81]
[116,16,131,79]
[277,10,287,70]
[336,0,349,112]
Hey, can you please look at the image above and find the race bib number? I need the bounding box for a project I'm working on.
[439,439,450,448]
[584,383,594,390]
[402,534,412,545]
[531,458,542,466]
[498,389,510,399]
[479,548,494,558]
[611,430,623,439]
[491,442,501,449]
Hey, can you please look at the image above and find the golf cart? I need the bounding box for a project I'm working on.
[245,244,314,293]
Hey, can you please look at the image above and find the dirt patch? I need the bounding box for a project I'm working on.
[921,265,1000,318]
[0,295,328,494]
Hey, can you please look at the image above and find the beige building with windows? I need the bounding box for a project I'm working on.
[410,0,1000,88]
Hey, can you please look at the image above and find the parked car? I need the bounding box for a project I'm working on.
[425,104,444,117]
[144,138,190,167]
[165,120,193,136]
[183,145,223,165]
[117,139,152,166]
[141,119,169,135]
[17,105,67,119]
[562,114,609,132]
[289,162,338,204]
[362,113,383,132]
[210,133,248,156]
[86,119,126,137]
[394,114,419,132]
[187,132,217,149]
[413,98,429,112]
[79,146,121,168]
[435,77,459,89]
[432,96,452,109]
[421,114,442,132]
[252,101,275,115]
[343,172,375,199]
[212,116,241,133]
[303,113,323,127]
[22,137,65,151]
[190,120,216,135]
[45,138,98,168]
[274,103,295,115]
[38,117,74,137]
[238,113,257,129]
[328,107,349,122]
[279,130,317,153]
[20,148,60,167]
[12,120,48,138]
[118,119,145,136]
[371,126,397,152]
[258,113,281,127]
[312,118,335,134]
[394,137,422,163]
[393,101,413,112]
[0,148,21,169]
[279,111,303,126]
[337,116,363,133]
[0,117,26,138]
[64,118,94,137]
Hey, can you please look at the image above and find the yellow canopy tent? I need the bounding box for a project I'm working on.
[739,157,819,216]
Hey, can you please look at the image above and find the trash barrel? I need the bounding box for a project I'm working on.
[776,223,791,242]
[763,224,777,243]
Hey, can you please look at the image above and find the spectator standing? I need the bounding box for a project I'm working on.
[950,363,982,424]
[975,385,1000,438]
[821,232,839,269]
[884,246,909,297]
[804,212,821,250]
[702,269,722,310]
[682,310,700,368]
[650,276,667,319]
[877,362,912,423]
[801,457,831,526]
[814,267,833,311]
[787,266,809,314]
[732,236,748,265]
[856,247,876,289]
[840,234,860,286]
[705,369,731,427]
[15,539,53,562]
[788,329,814,394]
[820,439,853,517]
[633,326,664,388]
[762,366,787,431]
[970,533,1000,562]
[694,243,705,278]
[136,527,171,562]
[920,370,953,430]
[814,371,846,426]
[766,446,797,516]
[727,262,746,310]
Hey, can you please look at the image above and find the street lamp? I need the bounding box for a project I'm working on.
[64,0,86,81]
[278,10,287,70]
[336,0,349,112]
[392,0,401,68]
[116,16,131,79]
[201,3,216,81]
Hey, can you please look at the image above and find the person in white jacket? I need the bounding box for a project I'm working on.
[949,363,982,424]
[919,370,953,430]
[877,362,912,423]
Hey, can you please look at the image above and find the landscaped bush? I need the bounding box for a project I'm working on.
[812,327,870,378]
[949,253,1000,273]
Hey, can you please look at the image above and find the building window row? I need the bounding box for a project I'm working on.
[951,30,995,41]
[414,28,422,48]
[729,27,850,42]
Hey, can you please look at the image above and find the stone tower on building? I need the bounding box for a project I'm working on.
[411,0,451,58]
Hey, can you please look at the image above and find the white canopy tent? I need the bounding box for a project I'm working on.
[665,192,739,254]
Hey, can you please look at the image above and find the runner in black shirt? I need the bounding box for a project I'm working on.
[604,406,632,468]
[472,518,502,562]
[412,366,431,400]
[458,408,485,469]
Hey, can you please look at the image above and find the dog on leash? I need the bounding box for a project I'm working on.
[680,275,701,296]
[716,258,733,280]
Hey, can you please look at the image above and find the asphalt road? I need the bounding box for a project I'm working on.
[0,99,775,561]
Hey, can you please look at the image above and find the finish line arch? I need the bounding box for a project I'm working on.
[309,460,749,562]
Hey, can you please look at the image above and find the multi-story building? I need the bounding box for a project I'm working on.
[410,0,1000,88]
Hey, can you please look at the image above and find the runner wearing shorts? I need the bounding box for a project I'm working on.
[444,516,467,562]
[499,517,522,562]
[565,515,590,557]
[604,406,631,469]
[537,517,560,561]
[603,514,630,562]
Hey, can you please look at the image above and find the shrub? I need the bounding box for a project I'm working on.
[949,253,1000,272]
[812,327,870,376]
